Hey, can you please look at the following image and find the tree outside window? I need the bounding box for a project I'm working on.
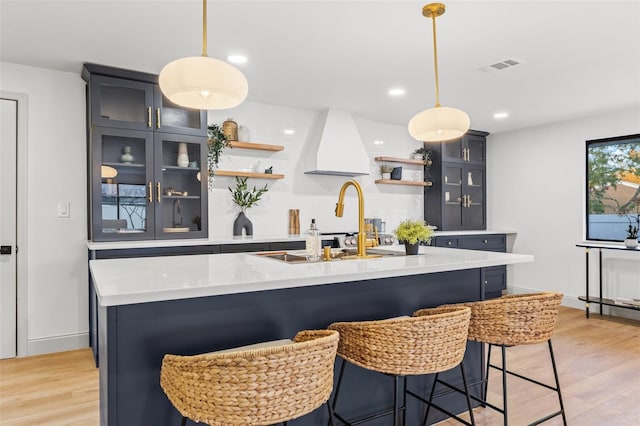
[586,134,640,241]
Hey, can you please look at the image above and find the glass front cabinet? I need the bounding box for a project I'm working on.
[90,128,208,241]
[424,130,488,231]
[83,63,208,241]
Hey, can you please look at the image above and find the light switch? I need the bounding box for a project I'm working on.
[57,201,70,218]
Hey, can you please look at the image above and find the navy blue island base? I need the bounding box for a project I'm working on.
[98,269,485,425]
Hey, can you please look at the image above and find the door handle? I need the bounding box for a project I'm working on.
[1,246,12,255]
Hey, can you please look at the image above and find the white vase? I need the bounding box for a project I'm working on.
[382,172,391,180]
[624,238,638,249]
[177,142,189,167]
[238,125,251,142]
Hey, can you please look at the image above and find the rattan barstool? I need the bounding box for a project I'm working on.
[328,306,474,426]
[432,292,567,426]
[160,329,339,426]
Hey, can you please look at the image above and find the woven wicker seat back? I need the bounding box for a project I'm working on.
[160,329,339,425]
[328,306,471,376]
[432,292,563,346]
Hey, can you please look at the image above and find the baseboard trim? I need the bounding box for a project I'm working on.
[508,285,640,321]
[27,332,89,356]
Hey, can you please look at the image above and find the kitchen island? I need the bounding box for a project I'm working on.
[90,245,533,425]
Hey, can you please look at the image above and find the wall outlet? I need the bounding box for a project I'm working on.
[57,201,70,218]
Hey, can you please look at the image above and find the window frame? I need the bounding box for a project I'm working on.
[585,133,640,242]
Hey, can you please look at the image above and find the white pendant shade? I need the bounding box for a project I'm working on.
[159,56,248,110]
[408,106,470,142]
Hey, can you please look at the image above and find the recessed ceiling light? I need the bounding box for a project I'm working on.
[283,128,295,136]
[388,88,405,96]
[373,139,385,145]
[227,55,248,64]
[493,112,509,119]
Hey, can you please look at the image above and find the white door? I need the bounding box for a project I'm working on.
[0,98,18,359]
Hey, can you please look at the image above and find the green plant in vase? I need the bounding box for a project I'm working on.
[394,219,433,254]
[207,124,231,188]
[228,177,269,236]
[411,146,432,161]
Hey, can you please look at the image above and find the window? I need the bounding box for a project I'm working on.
[586,134,640,241]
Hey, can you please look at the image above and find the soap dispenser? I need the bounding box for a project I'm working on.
[305,219,321,262]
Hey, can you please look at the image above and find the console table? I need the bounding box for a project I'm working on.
[576,242,640,318]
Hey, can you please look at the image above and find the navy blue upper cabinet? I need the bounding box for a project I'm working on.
[424,129,489,231]
[83,63,206,136]
[83,64,209,242]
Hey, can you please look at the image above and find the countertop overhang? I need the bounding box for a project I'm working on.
[90,245,533,307]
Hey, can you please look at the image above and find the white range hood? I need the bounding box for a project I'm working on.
[304,109,370,176]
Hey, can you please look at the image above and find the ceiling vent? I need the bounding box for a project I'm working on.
[478,58,524,73]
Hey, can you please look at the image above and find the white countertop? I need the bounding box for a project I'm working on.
[86,230,517,250]
[89,245,533,307]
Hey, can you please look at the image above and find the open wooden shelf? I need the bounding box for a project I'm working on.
[214,170,284,179]
[374,156,430,166]
[229,141,284,152]
[375,179,432,187]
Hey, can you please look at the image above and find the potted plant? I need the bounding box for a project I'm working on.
[228,177,269,236]
[624,214,639,248]
[411,147,432,162]
[379,164,393,180]
[393,219,433,255]
[207,124,231,188]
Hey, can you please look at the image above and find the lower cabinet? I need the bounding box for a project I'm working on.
[482,265,507,300]
[431,234,507,299]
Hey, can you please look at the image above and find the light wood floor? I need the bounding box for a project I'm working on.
[0,307,638,425]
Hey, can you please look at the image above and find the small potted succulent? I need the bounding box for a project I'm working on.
[393,219,433,255]
[379,164,394,180]
[411,146,432,162]
[624,214,639,248]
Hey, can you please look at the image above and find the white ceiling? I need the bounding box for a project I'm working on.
[1,0,639,134]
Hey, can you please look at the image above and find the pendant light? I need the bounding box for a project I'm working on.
[408,3,470,142]
[159,0,248,110]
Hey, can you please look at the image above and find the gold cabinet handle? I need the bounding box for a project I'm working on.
[462,194,469,208]
[156,182,161,202]
[466,195,472,207]
[156,108,161,129]
[147,107,152,128]
[147,182,152,203]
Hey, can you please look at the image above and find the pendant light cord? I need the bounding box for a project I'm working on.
[201,0,208,57]
[431,13,441,107]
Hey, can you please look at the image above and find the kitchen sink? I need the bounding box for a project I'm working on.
[255,248,403,264]
[255,252,311,264]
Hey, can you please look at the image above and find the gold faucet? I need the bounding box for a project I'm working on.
[335,179,381,258]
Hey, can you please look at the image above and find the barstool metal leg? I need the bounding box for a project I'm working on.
[501,345,508,426]
[332,358,347,413]
[327,401,336,426]
[180,416,187,426]
[402,376,408,426]
[393,375,400,426]
[459,362,476,426]
[483,343,492,403]
[548,340,567,426]
[421,373,440,426]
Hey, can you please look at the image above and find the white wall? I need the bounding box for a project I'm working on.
[208,103,425,237]
[487,107,640,318]
[0,62,88,354]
